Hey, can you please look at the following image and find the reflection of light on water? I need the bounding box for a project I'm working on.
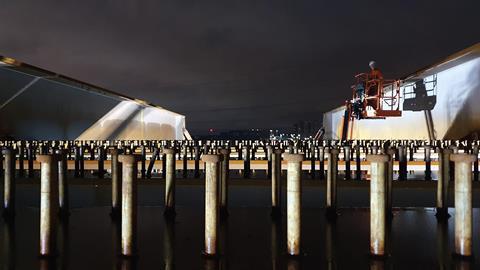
[286,259,300,270]
[120,258,136,270]
[3,189,480,269]
[163,221,175,270]
[39,259,52,270]
[370,259,384,270]
[454,260,473,270]
[2,220,15,270]
[204,258,218,270]
[271,219,281,270]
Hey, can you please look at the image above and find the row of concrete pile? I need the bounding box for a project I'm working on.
[0,139,479,181]
[0,140,478,259]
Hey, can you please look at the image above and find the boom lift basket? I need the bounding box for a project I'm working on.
[347,73,402,120]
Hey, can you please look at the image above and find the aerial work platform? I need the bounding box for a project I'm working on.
[324,42,480,140]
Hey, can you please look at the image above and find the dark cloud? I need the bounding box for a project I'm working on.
[0,0,479,134]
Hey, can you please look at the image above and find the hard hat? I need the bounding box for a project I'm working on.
[369,60,376,69]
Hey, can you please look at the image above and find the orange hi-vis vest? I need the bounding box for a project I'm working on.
[370,69,383,80]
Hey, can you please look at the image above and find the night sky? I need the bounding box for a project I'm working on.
[1,1,479,135]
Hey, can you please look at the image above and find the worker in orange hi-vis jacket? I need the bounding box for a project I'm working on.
[365,60,384,111]
[369,60,383,80]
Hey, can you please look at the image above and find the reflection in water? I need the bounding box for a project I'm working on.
[39,258,57,270]
[3,219,15,270]
[436,221,450,269]
[385,220,392,260]
[370,259,385,270]
[119,258,137,270]
[3,206,480,269]
[111,219,121,270]
[203,220,228,270]
[369,221,392,270]
[58,219,70,270]
[219,221,228,270]
[163,220,175,270]
[204,257,219,270]
[325,220,336,270]
[286,258,300,270]
[271,219,281,270]
[454,260,473,270]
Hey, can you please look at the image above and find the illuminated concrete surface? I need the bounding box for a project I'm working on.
[0,56,187,140]
[324,43,480,140]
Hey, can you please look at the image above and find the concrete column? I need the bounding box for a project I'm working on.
[243,145,251,178]
[451,154,475,257]
[386,149,395,217]
[202,154,222,256]
[203,143,210,156]
[219,149,230,218]
[473,145,479,182]
[251,144,257,160]
[140,145,146,179]
[110,148,122,217]
[79,145,85,178]
[39,143,47,155]
[98,146,105,179]
[355,144,362,181]
[237,143,243,160]
[271,149,284,216]
[326,149,339,217]
[367,154,389,257]
[27,144,34,178]
[55,149,69,217]
[408,144,415,161]
[194,146,201,178]
[284,153,303,256]
[161,152,167,179]
[344,146,351,180]
[74,146,80,178]
[118,154,140,256]
[37,154,59,257]
[0,147,4,179]
[287,143,293,154]
[319,146,325,180]
[267,145,273,179]
[310,144,316,179]
[18,142,25,178]
[424,145,432,181]
[398,145,407,181]
[436,148,452,219]
[2,148,15,217]
[182,144,188,178]
[164,148,176,218]
[146,147,159,179]
[89,144,95,161]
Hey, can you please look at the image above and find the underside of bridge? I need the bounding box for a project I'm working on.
[0,56,189,140]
